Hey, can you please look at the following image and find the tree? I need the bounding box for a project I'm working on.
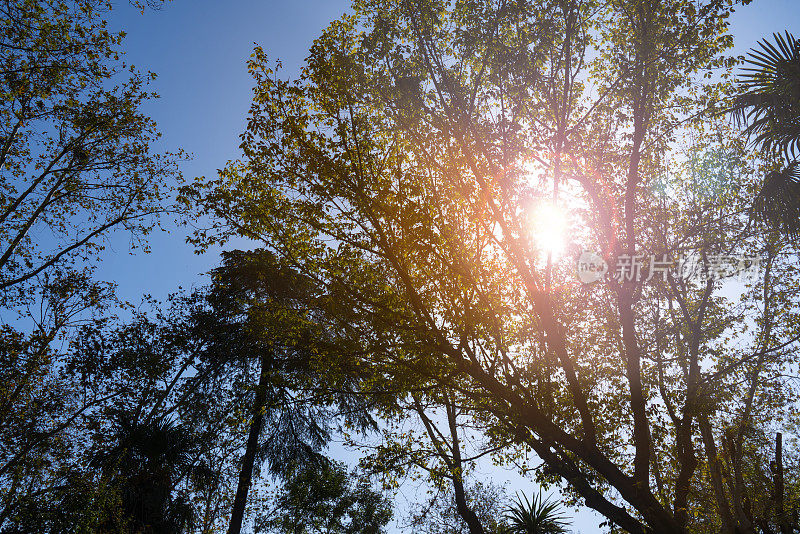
[187,0,800,532]
[0,0,179,528]
[362,389,509,534]
[732,32,800,160]
[0,1,182,528]
[0,0,181,296]
[257,460,392,534]
[56,248,382,533]
[406,480,508,534]
[206,250,350,534]
[0,270,122,530]
[87,413,215,534]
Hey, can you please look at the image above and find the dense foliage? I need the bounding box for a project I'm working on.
[2,1,799,533]
[187,0,800,532]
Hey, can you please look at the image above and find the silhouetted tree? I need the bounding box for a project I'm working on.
[258,459,392,534]
[88,413,215,534]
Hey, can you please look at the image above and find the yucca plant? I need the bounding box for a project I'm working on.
[731,32,800,241]
[501,491,570,534]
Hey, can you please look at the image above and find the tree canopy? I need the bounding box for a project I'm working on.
[3,1,800,533]
[186,0,800,532]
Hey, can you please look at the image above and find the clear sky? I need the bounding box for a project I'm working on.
[96,1,800,531]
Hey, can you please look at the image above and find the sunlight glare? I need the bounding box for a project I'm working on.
[529,202,568,259]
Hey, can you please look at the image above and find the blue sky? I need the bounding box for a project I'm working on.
[97,1,800,531]
[99,0,354,301]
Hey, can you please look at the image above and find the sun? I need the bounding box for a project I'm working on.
[528,202,568,259]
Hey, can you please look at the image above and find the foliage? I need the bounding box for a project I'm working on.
[731,32,800,243]
[732,31,800,158]
[4,1,800,533]
[1,247,385,533]
[0,0,182,298]
[502,492,569,534]
[0,1,182,528]
[0,269,120,531]
[86,413,215,534]
[257,460,392,534]
[185,0,800,532]
[752,163,800,242]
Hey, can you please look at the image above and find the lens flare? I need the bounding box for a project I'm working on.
[529,202,567,259]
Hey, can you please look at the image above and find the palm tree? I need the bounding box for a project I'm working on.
[731,31,800,241]
[89,413,215,533]
[501,492,569,534]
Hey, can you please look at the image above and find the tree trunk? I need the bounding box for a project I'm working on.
[446,400,486,534]
[775,432,788,534]
[227,352,271,534]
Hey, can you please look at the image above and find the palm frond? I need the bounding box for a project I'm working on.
[752,162,800,242]
[730,31,800,158]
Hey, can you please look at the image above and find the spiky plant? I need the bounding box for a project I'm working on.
[751,162,800,241]
[502,492,569,534]
[732,31,800,158]
[730,32,800,241]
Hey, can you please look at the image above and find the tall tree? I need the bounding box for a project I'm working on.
[0,0,181,296]
[208,250,344,534]
[187,0,800,532]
